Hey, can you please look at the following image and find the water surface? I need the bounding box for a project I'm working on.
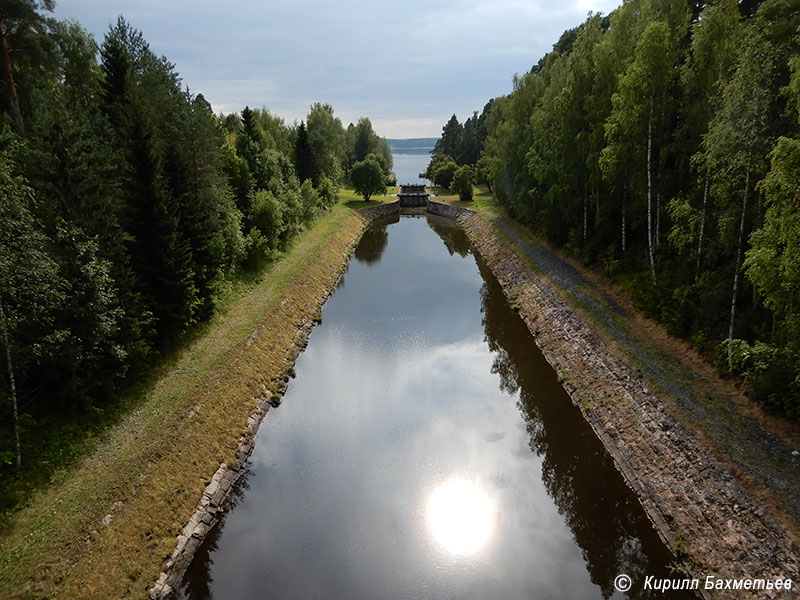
[392,153,430,185]
[179,215,691,600]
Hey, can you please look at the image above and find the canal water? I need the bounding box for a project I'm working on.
[178,214,691,600]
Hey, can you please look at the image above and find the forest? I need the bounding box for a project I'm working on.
[0,1,391,508]
[429,0,800,418]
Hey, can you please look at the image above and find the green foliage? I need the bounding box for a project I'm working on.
[300,178,321,223]
[450,165,474,201]
[252,106,293,156]
[433,114,463,160]
[316,175,339,209]
[0,0,57,132]
[467,0,800,415]
[343,117,392,181]
[306,102,346,185]
[666,196,701,254]
[428,102,493,171]
[0,146,67,378]
[721,339,799,417]
[245,189,284,266]
[350,157,386,201]
[364,152,389,178]
[0,3,386,509]
[294,121,312,183]
[743,39,800,352]
[429,155,458,188]
[746,139,800,327]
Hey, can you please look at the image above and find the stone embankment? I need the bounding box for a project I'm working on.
[457,211,799,599]
[426,199,472,219]
[360,200,400,221]
[360,199,473,221]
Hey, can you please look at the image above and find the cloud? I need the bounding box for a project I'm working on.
[53,0,621,137]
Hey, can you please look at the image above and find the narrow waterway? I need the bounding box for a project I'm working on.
[178,214,691,600]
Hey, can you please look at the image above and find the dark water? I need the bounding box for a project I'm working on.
[179,215,692,600]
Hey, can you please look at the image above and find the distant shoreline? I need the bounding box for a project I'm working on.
[387,138,437,155]
[389,148,433,155]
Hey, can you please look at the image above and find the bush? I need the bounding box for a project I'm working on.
[720,339,800,418]
[449,165,474,201]
[248,189,284,249]
[432,157,458,188]
[317,175,338,209]
[299,179,320,225]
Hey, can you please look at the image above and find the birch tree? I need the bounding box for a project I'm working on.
[702,10,786,368]
[601,21,675,285]
[676,0,740,279]
[0,153,65,467]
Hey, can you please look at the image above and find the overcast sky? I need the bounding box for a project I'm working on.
[54,0,622,138]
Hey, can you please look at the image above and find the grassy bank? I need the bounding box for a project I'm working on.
[337,184,397,209]
[0,201,367,599]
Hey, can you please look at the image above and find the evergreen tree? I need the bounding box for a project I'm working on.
[294,121,312,183]
[241,105,264,147]
[433,114,464,161]
[100,19,198,346]
[0,0,55,132]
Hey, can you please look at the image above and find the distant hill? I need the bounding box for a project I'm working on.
[387,138,438,154]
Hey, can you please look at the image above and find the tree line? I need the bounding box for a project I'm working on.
[0,0,391,500]
[425,103,493,197]
[441,0,799,416]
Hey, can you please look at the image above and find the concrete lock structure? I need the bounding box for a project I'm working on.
[397,184,429,207]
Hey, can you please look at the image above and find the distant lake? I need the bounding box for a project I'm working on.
[392,153,432,185]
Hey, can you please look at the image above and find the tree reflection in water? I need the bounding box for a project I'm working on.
[475,255,691,599]
[427,216,472,257]
[353,215,395,266]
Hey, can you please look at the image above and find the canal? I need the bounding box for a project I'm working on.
[178,213,690,599]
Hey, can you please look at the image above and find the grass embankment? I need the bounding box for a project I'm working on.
[429,184,496,213]
[0,201,367,599]
[337,184,397,209]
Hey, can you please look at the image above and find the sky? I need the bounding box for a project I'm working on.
[53,0,622,138]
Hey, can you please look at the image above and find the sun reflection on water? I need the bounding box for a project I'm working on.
[427,479,496,555]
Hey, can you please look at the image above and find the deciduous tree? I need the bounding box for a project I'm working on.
[350,157,385,201]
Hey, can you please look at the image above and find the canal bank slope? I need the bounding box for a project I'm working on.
[457,210,799,598]
[0,203,369,600]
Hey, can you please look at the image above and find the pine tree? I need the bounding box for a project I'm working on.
[433,115,464,162]
[0,0,55,132]
[294,121,312,183]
